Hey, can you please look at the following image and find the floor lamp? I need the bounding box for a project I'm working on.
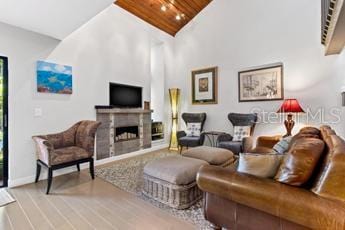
[169,88,180,151]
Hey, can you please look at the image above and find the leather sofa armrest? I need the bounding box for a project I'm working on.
[256,135,282,149]
[197,165,345,229]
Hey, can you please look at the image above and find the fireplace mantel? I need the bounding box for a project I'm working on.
[95,108,153,114]
[95,107,152,160]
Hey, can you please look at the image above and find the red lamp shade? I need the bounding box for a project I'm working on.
[277,99,305,113]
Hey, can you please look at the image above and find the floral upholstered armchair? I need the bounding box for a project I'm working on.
[32,120,101,194]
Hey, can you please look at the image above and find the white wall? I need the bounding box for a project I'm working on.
[151,43,166,122]
[168,0,345,138]
[0,5,173,186]
[0,22,60,186]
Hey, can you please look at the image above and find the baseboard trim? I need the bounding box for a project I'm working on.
[94,143,169,166]
[8,143,169,188]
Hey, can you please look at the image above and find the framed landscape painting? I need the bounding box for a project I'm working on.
[191,67,218,105]
[238,64,284,102]
[37,61,72,94]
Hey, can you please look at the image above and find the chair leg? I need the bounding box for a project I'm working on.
[35,162,41,183]
[89,158,95,180]
[76,163,80,172]
[46,168,53,195]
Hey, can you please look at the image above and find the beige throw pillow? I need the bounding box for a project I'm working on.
[233,126,251,141]
[237,153,283,178]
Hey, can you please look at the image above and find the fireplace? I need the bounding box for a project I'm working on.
[96,108,152,160]
[115,126,139,142]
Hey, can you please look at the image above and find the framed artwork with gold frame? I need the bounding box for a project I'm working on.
[191,67,218,105]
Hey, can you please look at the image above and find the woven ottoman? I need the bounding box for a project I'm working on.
[182,146,235,167]
[143,156,208,209]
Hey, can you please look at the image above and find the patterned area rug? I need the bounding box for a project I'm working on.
[95,150,213,230]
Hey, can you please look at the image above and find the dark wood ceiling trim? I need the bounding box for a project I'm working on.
[116,0,178,35]
[115,0,212,36]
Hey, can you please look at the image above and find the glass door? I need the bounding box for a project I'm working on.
[0,56,8,187]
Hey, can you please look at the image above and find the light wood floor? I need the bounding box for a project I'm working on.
[0,168,196,230]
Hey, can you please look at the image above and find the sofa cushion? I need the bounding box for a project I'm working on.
[275,138,325,186]
[144,156,208,185]
[51,146,90,165]
[182,146,234,166]
[238,153,283,178]
[218,141,242,154]
[290,127,321,147]
[179,136,201,147]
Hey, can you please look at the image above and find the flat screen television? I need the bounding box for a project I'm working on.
[109,83,142,108]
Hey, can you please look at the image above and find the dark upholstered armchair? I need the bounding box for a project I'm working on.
[32,120,101,194]
[177,113,207,153]
[218,113,257,155]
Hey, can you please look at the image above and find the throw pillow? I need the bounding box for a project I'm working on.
[186,123,201,137]
[232,126,251,141]
[274,138,325,186]
[237,153,283,178]
[273,136,292,154]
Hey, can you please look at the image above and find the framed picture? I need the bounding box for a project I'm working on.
[238,64,284,102]
[37,61,73,94]
[192,67,218,105]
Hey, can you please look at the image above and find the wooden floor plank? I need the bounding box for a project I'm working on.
[10,189,54,230]
[45,195,94,230]
[59,195,114,230]
[0,207,13,230]
[3,201,35,230]
[23,185,76,230]
[69,181,165,230]
[2,151,196,230]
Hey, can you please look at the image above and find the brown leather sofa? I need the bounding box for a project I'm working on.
[197,126,345,229]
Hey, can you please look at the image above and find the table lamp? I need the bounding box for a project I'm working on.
[277,99,305,137]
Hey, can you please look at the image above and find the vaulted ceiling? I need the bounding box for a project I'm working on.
[115,0,213,36]
[0,0,114,40]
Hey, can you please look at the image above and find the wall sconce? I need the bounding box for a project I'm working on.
[169,88,180,151]
[341,86,345,106]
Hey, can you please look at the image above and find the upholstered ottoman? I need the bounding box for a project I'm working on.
[143,156,208,209]
[182,146,235,167]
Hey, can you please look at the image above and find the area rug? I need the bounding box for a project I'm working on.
[0,189,15,207]
[95,150,213,230]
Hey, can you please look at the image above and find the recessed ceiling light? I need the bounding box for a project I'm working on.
[176,14,181,21]
[161,5,167,12]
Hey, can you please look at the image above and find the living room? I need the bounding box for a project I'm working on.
[0,0,344,229]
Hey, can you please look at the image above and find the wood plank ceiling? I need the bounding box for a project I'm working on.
[115,0,212,36]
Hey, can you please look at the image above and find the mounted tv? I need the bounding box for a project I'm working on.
[109,83,142,108]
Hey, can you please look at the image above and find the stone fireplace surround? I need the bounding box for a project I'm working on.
[95,108,152,160]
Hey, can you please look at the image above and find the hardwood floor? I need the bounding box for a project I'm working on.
[0,168,196,230]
